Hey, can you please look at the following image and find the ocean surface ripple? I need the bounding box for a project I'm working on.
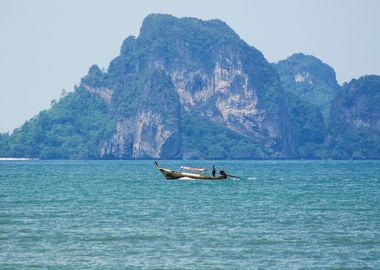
[0,160,379,269]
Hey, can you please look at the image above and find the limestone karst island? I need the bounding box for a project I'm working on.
[0,14,379,160]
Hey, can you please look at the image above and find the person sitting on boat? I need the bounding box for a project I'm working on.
[212,165,216,177]
[219,170,227,177]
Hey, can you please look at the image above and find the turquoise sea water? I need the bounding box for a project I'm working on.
[0,160,379,269]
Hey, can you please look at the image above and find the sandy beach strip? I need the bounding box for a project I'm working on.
[0,157,39,161]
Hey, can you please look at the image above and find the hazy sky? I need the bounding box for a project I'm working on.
[0,0,379,132]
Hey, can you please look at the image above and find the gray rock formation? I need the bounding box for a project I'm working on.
[95,14,295,158]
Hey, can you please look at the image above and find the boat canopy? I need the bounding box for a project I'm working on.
[180,166,207,172]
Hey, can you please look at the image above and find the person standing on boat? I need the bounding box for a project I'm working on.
[212,165,216,177]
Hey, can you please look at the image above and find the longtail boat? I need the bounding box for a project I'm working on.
[155,162,228,180]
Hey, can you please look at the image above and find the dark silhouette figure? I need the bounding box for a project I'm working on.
[212,165,216,177]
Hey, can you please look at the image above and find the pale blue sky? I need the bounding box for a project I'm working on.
[0,0,379,132]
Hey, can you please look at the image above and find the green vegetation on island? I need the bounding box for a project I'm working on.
[0,14,379,160]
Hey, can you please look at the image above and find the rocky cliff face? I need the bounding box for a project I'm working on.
[326,75,380,159]
[276,53,340,121]
[274,53,339,158]
[101,69,181,159]
[83,14,295,159]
